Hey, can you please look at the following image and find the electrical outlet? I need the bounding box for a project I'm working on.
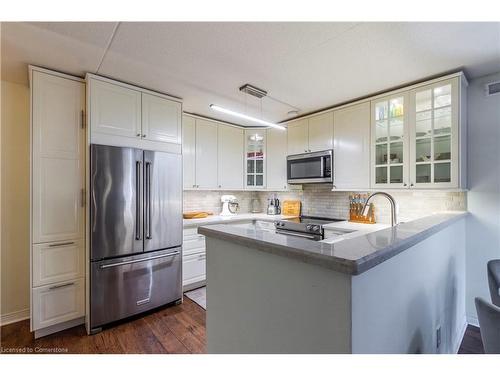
[436,326,441,350]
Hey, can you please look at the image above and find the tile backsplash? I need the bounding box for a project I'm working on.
[183,185,467,224]
[183,190,258,215]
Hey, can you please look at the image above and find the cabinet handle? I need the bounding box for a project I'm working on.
[49,282,75,290]
[142,134,146,138]
[137,133,141,137]
[403,183,407,187]
[218,185,221,188]
[410,183,414,187]
[80,110,85,129]
[49,241,75,247]
[192,184,196,188]
[80,188,85,207]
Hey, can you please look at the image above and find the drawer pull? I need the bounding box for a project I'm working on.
[136,297,150,306]
[100,250,180,269]
[49,241,75,247]
[49,282,75,290]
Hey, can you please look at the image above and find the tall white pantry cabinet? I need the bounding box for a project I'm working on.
[30,66,86,338]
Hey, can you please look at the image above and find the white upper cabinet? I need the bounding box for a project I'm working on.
[266,127,288,191]
[218,125,244,189]
[182,115,196,189]
[287,113,333,155]
[142,92,182,144]
[245,129,266,189]
[287,119,309,155]
[90,78,142,139]
[371,93,410,189]
[32,70,85,243]
[195,119,218,189]
[333,102,370,190]
[308,112,334,152]
[408,78,461,189]
[369,74,466,190]
[88,75,182,152]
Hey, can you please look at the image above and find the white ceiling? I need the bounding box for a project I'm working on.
[2,22,500,126]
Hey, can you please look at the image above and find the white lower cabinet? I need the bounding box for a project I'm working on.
[183,253,207,289]
[32,278,85,331]
[32,240,84,287]
[182,228,206,290]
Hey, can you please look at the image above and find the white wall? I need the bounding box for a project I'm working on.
[0,80,30,324]
[352,218,466,353]
[466,71,500,325]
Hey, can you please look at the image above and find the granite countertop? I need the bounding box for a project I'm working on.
[183,213,295,228]
[198,211,468,275]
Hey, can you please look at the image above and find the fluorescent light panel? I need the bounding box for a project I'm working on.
[210,104,286,130]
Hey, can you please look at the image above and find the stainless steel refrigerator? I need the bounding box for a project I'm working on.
[90,144,182,333]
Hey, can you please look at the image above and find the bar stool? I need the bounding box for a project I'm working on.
[475,297,500,354]
[488,259,500,307]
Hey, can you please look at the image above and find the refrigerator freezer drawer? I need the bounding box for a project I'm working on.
[90,247,182,329]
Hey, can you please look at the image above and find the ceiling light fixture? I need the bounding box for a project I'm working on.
[209,104,286,130]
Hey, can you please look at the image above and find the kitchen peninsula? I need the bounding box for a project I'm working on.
[199,212,467,354]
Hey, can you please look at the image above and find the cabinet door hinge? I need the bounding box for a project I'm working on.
[81,188,86,207]
[80,110,86,129]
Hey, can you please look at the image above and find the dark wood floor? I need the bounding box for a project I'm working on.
[0,300,485,354]
[458,325,484,354]
[0,297,206,354]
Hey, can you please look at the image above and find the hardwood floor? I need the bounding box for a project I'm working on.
[0,302,485,354]
[458,325,484,354]
[0,297,206,354]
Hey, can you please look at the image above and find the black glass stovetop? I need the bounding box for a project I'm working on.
[283,216,344,225]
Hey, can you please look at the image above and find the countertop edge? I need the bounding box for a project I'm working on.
[351,212,469,275]
[198,225,357,274]
[198,212,468,275]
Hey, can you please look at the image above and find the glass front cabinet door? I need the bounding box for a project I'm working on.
[245,129,266,189]
[409,78,459,189]
[371,93,409,188]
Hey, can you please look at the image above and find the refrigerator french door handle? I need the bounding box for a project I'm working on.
[135,160,142,240]
[146,161,152,240]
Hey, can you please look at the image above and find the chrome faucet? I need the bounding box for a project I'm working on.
[362,192,398,227]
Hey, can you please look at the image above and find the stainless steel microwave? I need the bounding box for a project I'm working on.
[287,149,333,184]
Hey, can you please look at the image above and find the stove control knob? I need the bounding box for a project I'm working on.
[312,225,320,232]
[306,224,313,231]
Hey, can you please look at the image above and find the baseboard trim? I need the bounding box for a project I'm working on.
[454,319,468,354]
[34,317,85,339]
[183,280,206,293]
[0,308,30,326]
[467,315,479,327]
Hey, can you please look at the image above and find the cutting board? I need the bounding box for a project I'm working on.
[282,200,301,216]
[183,211,213,219]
